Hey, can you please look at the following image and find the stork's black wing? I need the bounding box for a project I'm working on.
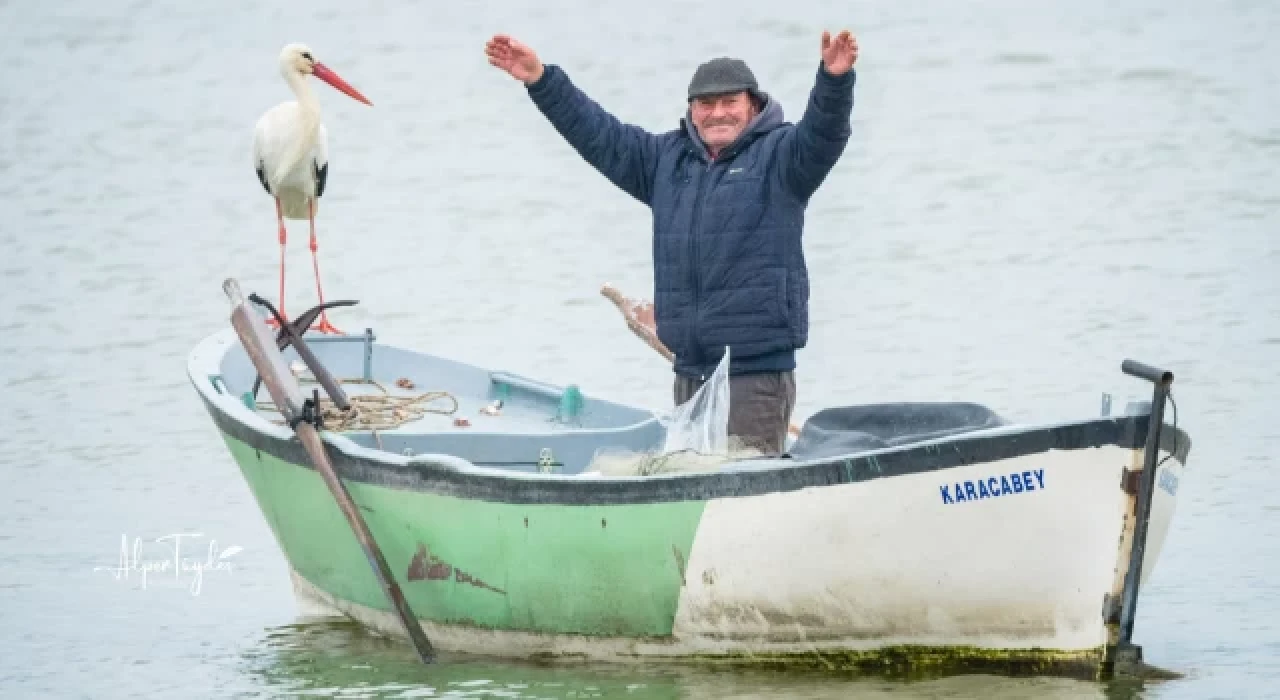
[255,163,272,195]
[314,160,329,198]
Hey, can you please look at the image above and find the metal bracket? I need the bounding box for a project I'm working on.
[1101,593,1122,624]
[1120,468,1142,495]
[1105,641,1144,669]
[537,448,557,473]
[288,389,326,431]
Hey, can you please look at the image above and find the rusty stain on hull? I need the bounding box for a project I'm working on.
[455,569,506,595]
[672,545,687,586]
[407,543,507,595]
[405,544,451,581]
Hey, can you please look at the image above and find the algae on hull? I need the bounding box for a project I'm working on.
[671,644,1183,682]
[646,645,1110,681]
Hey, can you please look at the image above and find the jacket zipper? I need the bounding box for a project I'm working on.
[688,153,714,379]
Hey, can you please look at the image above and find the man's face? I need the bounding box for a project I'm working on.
[691,91,757,154]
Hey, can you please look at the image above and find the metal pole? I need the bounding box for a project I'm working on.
[1115,359,1175,651]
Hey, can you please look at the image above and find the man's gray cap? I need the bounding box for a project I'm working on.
[687,57,759,101]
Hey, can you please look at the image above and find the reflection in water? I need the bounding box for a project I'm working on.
[242,617,686,699]
[241,616,1154,699]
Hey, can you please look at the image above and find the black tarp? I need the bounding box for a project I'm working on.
[786,402,1008,460]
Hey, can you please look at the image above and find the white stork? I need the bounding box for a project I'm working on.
[252,43,371,334]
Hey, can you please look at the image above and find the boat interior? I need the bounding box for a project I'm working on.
[203,324,1073,477]
[214,328,675,475]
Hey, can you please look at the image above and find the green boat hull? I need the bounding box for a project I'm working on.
[223,432,706,639]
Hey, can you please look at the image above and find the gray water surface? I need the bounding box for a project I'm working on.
[2,0,1277,697]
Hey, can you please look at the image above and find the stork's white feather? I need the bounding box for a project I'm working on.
[253,104,328,219]
[252,43,331,221]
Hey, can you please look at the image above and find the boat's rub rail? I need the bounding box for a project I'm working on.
[201,386,1190,506]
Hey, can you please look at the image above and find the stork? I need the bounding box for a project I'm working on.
[252,43,371,334]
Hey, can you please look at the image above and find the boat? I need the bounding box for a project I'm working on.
[188,280,1191,679]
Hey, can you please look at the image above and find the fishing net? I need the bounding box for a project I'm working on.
[584,439,763,477]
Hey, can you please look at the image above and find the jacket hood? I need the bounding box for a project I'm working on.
[681,92,785,161]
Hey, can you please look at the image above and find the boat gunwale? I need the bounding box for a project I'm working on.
[188,329,1192,506]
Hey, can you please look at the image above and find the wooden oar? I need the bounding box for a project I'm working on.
[600,283,801,438]
[222,278,437,664]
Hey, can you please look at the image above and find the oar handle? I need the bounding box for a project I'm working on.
[223,278,246,306]
[599,284,801,438]
[601,283,674,362]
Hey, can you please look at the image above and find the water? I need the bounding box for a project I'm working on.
[2,0,1277,696]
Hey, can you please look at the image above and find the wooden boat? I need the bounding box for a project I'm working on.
[188,282,1191,679]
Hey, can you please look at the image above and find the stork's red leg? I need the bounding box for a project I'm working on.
[309,199,343,335]
[267,197,288,328]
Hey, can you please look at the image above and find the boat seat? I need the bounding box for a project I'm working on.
[785,402,1007,461]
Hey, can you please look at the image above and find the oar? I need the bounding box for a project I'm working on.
[599,283,801,438]
[222,278,437,664]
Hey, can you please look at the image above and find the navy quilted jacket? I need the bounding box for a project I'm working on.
[526,63,856,379]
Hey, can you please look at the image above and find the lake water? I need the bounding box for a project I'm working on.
[2,0,1277,697]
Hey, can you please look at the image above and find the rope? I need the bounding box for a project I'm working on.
[254,377,459,432]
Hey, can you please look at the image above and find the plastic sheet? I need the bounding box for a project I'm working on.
[660,347,731,456]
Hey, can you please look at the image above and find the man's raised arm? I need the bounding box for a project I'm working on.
[776,29,859,201]
[486,34,664,205]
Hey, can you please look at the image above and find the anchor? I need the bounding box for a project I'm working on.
[248,295,359,409]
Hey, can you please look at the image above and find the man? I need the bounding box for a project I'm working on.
[485,30,859,455]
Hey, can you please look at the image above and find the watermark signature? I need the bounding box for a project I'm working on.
[93,533,242,595]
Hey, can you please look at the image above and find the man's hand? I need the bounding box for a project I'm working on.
[485,34,545,85]
[820,29,858,76]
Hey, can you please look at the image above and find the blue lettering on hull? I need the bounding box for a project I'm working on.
[940,469,1046,505]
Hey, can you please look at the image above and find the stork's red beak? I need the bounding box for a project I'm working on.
[312,63,373,106]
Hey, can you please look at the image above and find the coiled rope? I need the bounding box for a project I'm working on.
[255,377,458,432]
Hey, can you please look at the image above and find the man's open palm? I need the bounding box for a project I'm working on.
[821,30,858,75]
[485,35,544,85]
